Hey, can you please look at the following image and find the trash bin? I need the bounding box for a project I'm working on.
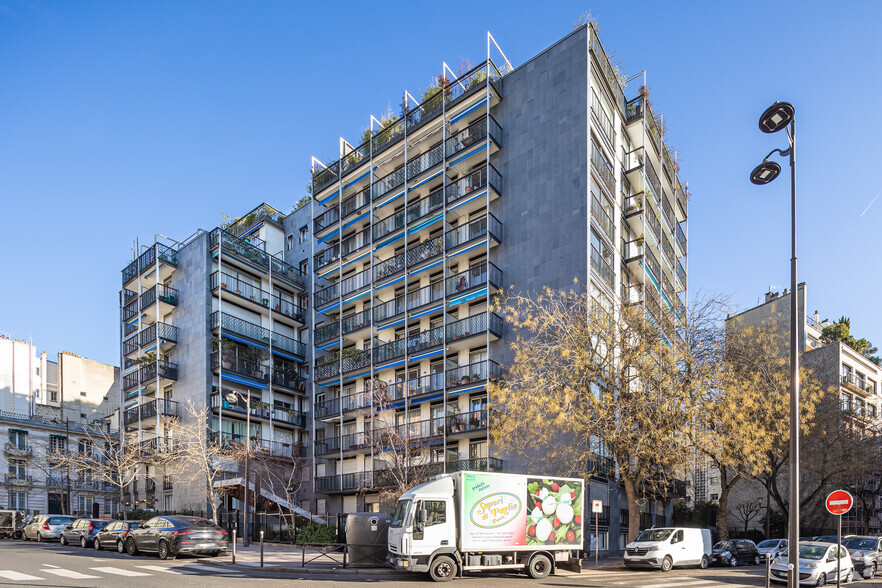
[345,512,391,567]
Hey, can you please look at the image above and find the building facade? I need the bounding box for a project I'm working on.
[0,336,119,515]
[306,25,689,552]
[118,204,312,514]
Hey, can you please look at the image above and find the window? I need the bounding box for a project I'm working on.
[50,391,58,402]
[299,225,309,244]
[286,234,294,250]
[8,491,27,510]
[710,493,719,501]
[9,459,27,478]
[299,260,308,276]
[77,495,93,515]
[424,500,446,526]
[8,430,27,450]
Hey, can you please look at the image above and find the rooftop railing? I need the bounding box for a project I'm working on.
[589,28,626,115]
[226,204,286,239]
[373,208,405,242]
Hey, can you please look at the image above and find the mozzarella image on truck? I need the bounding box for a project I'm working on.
[387,471,584,582]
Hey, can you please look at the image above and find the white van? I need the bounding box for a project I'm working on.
[624,527,713,571]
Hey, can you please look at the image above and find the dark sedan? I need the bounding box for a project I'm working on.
[60,518,111,547]
[93,520,143,553]
[711,539,761,566]
[125,516,228,560]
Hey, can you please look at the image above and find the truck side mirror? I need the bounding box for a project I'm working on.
[417,509,427,523]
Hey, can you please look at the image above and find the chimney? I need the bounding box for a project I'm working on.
[764,291,778,303]
[813,310,820,324]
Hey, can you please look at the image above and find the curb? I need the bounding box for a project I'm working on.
[200,559,412,576]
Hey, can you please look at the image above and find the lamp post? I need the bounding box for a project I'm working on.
[750,101,797,588]
[226,390,251,548]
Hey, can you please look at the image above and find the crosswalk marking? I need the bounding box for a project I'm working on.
[0,571,45,581]
[89,566,152,576]
[135,565,198,574]
[174,564,232,573]
[639,581,722,588]
[43,568,101,579]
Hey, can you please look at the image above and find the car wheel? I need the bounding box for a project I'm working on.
[845,569,853,583]
[429,555,456,582]
[125,537,138,556]
[754,555,761,565]
[37,533,44,543]
[729,555,738,567]
[94,538,101,550]
[700,555,709,569]
[661,555,673,572]
[59,535,67,546]
[80,536,88,548]
[157,540,174,560]
[12,531,21,540]
[117,540,125,553]
[815,572,826,586]
[527,554,552,579]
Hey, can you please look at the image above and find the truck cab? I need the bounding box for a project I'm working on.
[388,476,457,574]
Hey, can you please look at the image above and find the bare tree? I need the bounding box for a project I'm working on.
[164,399,241,523]
[248,443,309,519]
[731,500,762,533]
[29,439,71,515]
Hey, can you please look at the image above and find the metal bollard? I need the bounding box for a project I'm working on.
[260,531,264,568]
[232,530,237,564]
[765,552,771,588]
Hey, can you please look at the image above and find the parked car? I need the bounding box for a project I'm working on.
[842,535,882,579]
[813,535,839,544]
[757,538,788,560]
[711,539,761,567]
[769,541,853,585]
[125,516,228,560]
[624,527,712,571]
[93,520,143,553]
[59,518,111,547]
[22,515,76,542]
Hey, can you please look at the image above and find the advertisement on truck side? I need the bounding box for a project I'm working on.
[461,472,583,551]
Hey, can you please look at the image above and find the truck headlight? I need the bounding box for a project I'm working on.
[646,546,658,552]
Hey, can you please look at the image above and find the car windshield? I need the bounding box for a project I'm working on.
[714,541,735,550]
[391,499,411,528]
[843,537,876,551]
[47,517,73,525]
[127,522,142,529]
[788,545,828,560]
[93,521,109,529]
[758,540,779,548]
[179,519,217,528]
[635,529,674,542]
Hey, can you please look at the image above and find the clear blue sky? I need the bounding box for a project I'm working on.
[1,0,880,366]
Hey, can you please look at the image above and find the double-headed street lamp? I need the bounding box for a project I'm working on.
[225,390,252,548]
[750,101,797,588]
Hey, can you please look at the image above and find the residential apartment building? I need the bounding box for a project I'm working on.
[0,336,119,514]
[118,204,311,513]
[306,24,688,551]
[700,284,882,534]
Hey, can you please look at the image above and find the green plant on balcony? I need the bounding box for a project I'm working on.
[635,234,644,247]
[135,352,157,366]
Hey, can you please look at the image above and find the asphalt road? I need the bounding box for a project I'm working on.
[3,540,882,587]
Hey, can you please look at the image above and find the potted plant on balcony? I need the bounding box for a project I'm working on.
[262,297,269,307]
[471,373,480,382]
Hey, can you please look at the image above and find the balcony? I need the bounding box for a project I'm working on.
[445,164,501,208]
[3,443,32,458]
[211,229,305,289]
[314,359,340,382]
[445,213,501,253]
[587,455,616,479]
[676,222,687,254]
[407,188,444,230]
[211,271,273,310]
[140,284,178,313]
[139,322,178,349]
[340,186,371,220]
[314,282,339,308]
[407,281,444,311]
[211,352,268,383]
[123,399,179,428]
[312,160,339,195]
[446,313,502,347]
[590,245,614,289]
[590,28,625,115]
[210,394,272,421]
[340,266,371,298]
[446,115,501,163]
[123,334,140,357]
[373,339,406,367]
[645,201,661,241]
[372,165,405,202]
[123,243,178,287]
[123,297,139,322]
[590,90,615,147]
[403,372,445,401]
[406,236,443,267]
[320,457,504,494]
[211,311,269,345]
[272,407,306,428]
[373,208,405,242]
[446,360,501,389]
[342,348,372,374]
[591,194,615,243]
[271,366,307,393]
[4,474,33,485]
[591,140,615,195]
[406,326,445,357]
[374,294,406,324]
[341,308,371,337]
[445,408,489,436]
[446,262,502,299]
[373,252,406,284]
[340,226,371,260]
[843,374,875,396]
[140,359,179,384]
[406,142,444,182]
[314,205,339,234]
[314,242,340,273]
[272,294,305,325]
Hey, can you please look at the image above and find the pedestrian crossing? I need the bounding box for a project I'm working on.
[0,562,240,582]
[577,569,761,587]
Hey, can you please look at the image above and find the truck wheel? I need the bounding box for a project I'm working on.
[429,555,456,582]
[528,554,552,579]
[661,555,673,572]
[700,555,709,569]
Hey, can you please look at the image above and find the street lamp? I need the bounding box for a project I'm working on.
[750,101,797,588]
[225,390,252,548]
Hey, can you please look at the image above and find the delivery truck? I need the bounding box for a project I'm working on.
[387,471,584,582]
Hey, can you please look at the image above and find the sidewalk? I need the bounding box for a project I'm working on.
[201,543,409,576]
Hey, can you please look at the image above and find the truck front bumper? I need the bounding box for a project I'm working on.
[389,554,429,573]
[623,554,661,568]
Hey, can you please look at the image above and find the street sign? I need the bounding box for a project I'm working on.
[825,490,853,515]
[592,500,603,514]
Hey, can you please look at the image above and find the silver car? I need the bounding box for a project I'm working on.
[757,538,787,559]
[22,515,76,542]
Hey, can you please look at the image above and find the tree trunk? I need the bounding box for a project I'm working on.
[622,476,641,542]
[716,466,740,541]
[119,487,125,519]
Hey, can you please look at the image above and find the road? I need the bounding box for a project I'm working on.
[2,541,882,587]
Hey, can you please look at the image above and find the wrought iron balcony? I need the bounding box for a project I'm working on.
[342,348,371,373]
[373,339,406,366]
[211,352,268,382]
[314,320,341,346]
[3,442,32,458]
[140,284,179,311]
[4,473,33,485]
[445,213,501,252]
[446,359,501,388]
[140,359,178,383]
[314,359,340,381]
[374,252,405,282]
[406,235,443,267]
[446,313,502,344]
[445,164,501,206]
[123,399,179,427]
[446,262,502,298]
[139,322,178,348]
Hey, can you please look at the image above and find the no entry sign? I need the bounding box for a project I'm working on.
[825,490,853,515]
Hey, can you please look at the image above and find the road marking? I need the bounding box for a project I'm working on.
[0,571,45,581]
[41,564,60,568]
[43,568,101,579]
[175,564,237,573]
[638,581,719,588]
[136,565,199,574]
[90,566,152,576]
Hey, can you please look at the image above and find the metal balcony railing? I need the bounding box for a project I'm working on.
[373,209,405,241]
[123,299,139,321]
[445,214,501,251]
[591,141,615,195]
[407,281,444,310]
[406,142,444,180]
[591,195,615,243]
[406,326,445,356]
[140,322,178,348]
[272,294,305,323]
[446,262,502,297]
[312,160,339,193]
[212,271,271,307]
[140,284,179,311]
[590,245,614,288]
[590,90,615,146]
[212,352,268,381]
[314,282,339,308]
[314,205,339,234]
[342,349,371,373]
[314,242,340,271]
[446,360,501,388]
[140,359,178,382]
[372,165,405,201]
[314,320,340,346]
[340,226,371,259]
[341,187,371,219]
[341,308,371,336]
[445,313,502,344]
[407,188,444,226]
[314,359,340,381]
[271,366,306,393]
[374,252,406,282]
[340,267,372,298]
[406,236,443,266]
[374,294,405,323]
[341,139,370,176]
[445,115,501,158]
[590,29,625,115]
[123,399,179,427]
[211,311,269,345]
[373,339,406,365]
[445,164,502,206]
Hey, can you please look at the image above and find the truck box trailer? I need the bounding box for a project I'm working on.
[387,471,584,581]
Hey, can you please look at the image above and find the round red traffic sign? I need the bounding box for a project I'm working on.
[825,490,853,515]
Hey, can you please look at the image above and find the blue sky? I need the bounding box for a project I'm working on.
[1,0,880,365]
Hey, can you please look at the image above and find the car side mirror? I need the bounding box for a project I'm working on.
[827,556,836,562]
[416,509,427,523]
[65,525,73,529]
[139,523,145,528]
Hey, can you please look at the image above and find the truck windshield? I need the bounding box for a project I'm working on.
[635,529,673,542]
[391,499,411,529]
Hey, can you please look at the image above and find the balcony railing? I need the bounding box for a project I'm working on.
[676,259,686,287]
[446,360,501,388]
[272,294,305,324]
[341,187,371,219]
[676,222,687,253]
[314,359,340,381]
[590,245,614,288]
[374,294,405,323]
[406,236,443,266]
[446,313,502,344]
[3,442,32,457]
[590,90,615,146]
[406,142,443,180]
[211,271,271,307]
[445,213,501,251]
[340,266,372,298]
[140,359,178,383]
[371,118,405,156]
[405,87,445,133]
[406,326,445,356]
[314,205,339,234]
[314,242,340,272]
[407,188,444,226]
[340,226,371,259]
[314,282,339,307]
[645,160,661,200]
[446,262,502,297]
[372,165,405,201]
[123,298,139,321]
[448,59,502,105]
[646,201,661,240]
[211,394,272,420]
[591,195,615,243]
[662,192,675,229]
[373,209,405,241]
[272,330,306,358]
[407,281,444,310]
[341,308,371,336]
[314,320,340,346]
[373,339,406,365]
[590,29,626,115]
[445,408,489,435]
[271,366,307,393]
[123,371,140,392]
[272,407,306,427]
[312,160,339,193]
[123,399,179,427]
[342,349,371,373]
[445,115,501,159]
[591,141,615,195]
[341,140,370,176]
[123,335,139,356]
[140,284,179,311]
[843,374,874,395]
[374,252,406,283]
[662,235,676,269]
[212,352,268,382]
[140,322,178,348]
[211,311,269,345]
[645,246,661,281]
[404,372,445,399]
[588,455,616,479]
[445,164,501,206]
[4,474,33,485]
